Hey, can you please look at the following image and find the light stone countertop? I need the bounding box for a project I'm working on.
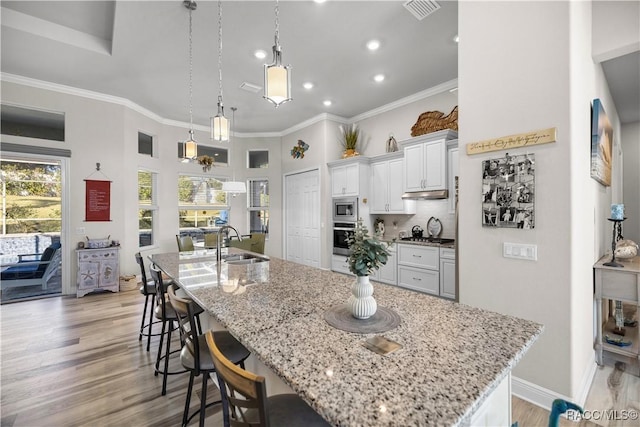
[151,249,542,426]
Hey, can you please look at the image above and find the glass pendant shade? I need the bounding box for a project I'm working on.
[211,99,229,142]
[222,181,246,196]
[183,130,197,159]
[264,46,292,107]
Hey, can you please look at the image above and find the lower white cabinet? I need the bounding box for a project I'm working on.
[76,247,120,297]
[371,247,396,285]
[331,254,351,276]
[398,244,440,296]
[439,247,456,300]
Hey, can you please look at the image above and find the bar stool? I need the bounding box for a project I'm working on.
[167,284,250,427]
[148,264,202,396]
[135,252,163,352]
[206,330,330,427]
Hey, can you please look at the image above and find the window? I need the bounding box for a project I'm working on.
[248,179,269,235]
[248,150,269,168]
[178,175,229,236]
[138,132,153,156]
[178,143,228,165]
[1,104,65,141]
[138,170,157,247]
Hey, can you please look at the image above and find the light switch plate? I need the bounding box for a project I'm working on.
[503,242,537,261]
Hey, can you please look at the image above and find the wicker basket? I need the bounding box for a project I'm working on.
[119,275,139,291]
[410,106,458,137]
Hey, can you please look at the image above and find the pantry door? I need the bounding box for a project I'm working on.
[284,168,320,268]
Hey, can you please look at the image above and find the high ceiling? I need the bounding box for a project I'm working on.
[1,1,637,136]
[0,0,459,134]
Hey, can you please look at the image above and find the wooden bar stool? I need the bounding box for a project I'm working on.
[206,330,330,427]
[168,284,250,427]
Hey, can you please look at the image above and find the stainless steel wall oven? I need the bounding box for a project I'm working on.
[333,222,355,256]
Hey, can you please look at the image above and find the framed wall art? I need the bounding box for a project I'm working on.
[591,98,613,186]
[482,153,535,229]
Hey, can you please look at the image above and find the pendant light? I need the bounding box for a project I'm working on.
[182,0,198,160]
[210,0,230,141]
[221,107,246,197]
[263,0,292,107]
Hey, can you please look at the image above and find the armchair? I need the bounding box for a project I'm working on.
[1,242,62,290]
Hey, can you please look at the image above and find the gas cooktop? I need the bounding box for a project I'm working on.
[400,237,455,244]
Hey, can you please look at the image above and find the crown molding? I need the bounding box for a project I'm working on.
[2,73,458,139]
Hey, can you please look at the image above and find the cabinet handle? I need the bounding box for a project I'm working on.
[413,277,422,281]
[412,254,422,258]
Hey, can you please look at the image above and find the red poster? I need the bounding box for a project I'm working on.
[85,179,111,221]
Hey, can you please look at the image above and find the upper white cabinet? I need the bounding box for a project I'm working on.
[401,130,458,193]
[328,157,370,198]
[370,152,416,214]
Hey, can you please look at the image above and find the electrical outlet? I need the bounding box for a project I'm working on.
[76,227,85,235]
[503,242,537,261]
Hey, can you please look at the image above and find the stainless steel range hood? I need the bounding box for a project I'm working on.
[401,189,449,200]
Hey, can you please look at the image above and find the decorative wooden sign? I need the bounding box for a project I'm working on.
[466,127,556,155]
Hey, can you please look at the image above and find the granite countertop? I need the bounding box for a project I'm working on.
[380,237,456,249]
[151,249,542,427]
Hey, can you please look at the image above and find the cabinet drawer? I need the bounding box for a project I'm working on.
[398,266,439,295]
[440,247,455,259]
[398,244,439,269]
[600,270,638,302]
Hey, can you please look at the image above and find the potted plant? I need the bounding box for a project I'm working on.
[339,123,361,158]
[197,155,214,172]
[346,219,393,319]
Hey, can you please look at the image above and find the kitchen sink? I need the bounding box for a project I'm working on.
[222,253,269,265]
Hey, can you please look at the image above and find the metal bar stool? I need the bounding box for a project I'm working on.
[135,252,163,352]
[149,264,202,396]
[168,284,250,427]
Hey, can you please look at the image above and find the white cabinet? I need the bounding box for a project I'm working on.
[328,157,370,198]
[447,141,459,214]
[401,130,458,193]
[439,247,456,300]
[76,247,120,297]
[331,254,351,275]
[371,246,397,285]
[397,244,440,296]
[370,153,416,214]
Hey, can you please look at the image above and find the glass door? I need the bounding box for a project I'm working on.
[1,155,64,303]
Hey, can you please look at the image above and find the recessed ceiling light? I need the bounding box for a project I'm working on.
[366,39,380,51]
[303,82,314,90]
[254,49,267,59]
[373,74,385,83]
[453,35,459,43]
[323,100,332,107]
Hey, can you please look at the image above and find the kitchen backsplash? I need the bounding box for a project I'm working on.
[370,199,456,240]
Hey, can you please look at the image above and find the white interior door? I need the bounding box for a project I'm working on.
[284,169,320,267]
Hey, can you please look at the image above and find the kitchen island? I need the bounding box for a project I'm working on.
[151,249,543,426]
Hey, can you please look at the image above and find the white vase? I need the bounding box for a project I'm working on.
[348,275,377,319]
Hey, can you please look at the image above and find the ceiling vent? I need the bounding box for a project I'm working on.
[239,82,262,93]
[403,0,441,20]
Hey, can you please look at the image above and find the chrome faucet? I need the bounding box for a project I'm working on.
[216,225,242,263]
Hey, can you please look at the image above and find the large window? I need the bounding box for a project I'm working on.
[178,175,229,231]
[138,170,157,247]
[248,179,269,235]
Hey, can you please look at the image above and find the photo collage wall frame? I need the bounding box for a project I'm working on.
[482,153,535,229]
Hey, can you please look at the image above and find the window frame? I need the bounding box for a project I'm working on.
[247,149,269,169]
[177,173,231,231]
[138,168,158,248]
[247,178,269,236]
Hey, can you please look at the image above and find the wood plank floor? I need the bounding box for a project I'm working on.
[1,289,637,426]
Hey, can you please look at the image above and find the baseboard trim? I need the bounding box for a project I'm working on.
[512,357,597,410]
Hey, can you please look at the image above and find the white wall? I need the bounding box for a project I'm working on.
[458,0,620,403]
[622,121,640,243]
[592,0,640,62]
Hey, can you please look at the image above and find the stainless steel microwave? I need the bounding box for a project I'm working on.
[333,197,358,222]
